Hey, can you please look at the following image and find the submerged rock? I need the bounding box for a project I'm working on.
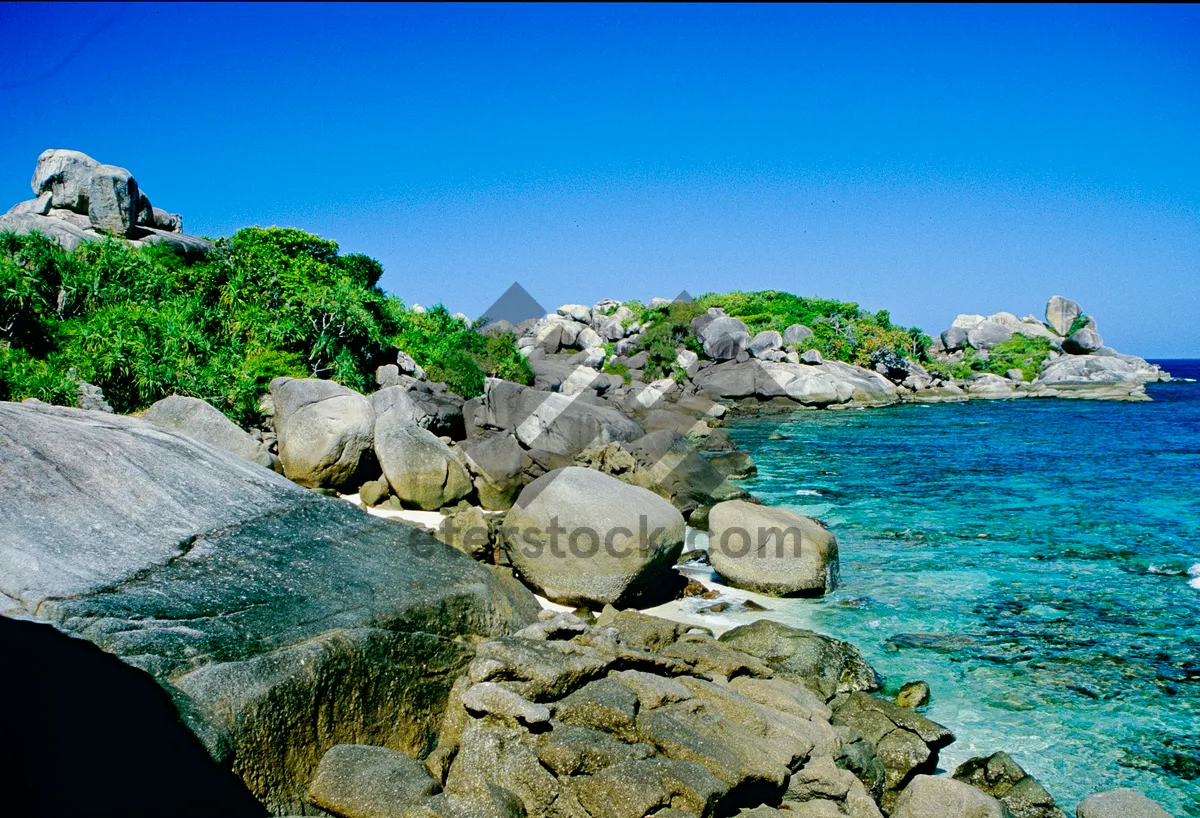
[1075,789,1171,818]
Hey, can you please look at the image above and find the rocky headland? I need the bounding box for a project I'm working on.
[0,152,1179,817]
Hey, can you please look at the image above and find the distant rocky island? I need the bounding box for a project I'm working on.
[0,151,1177,818]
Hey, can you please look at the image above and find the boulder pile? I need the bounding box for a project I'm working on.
[0,149,213,257]
[925,296,1168,401]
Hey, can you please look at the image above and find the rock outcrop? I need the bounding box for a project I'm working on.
[1,149,213,257]
[0,401,538,813]
[926,297,1168,402]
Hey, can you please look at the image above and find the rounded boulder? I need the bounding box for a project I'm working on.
[708,499,839,596]
[270,377,376,491]
[502,466,685,606]
[374,412,472,510]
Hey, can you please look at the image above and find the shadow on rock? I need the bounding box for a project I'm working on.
[0,616,266,818]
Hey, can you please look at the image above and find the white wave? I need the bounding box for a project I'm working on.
[795,489,823,497]
[1189,563,1200,590]
[1149,564,1185,576]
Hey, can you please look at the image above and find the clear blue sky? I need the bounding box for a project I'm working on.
[2,3,1197,356]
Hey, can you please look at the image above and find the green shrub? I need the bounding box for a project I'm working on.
[1066,314,1091,337]
[602,360,630,383]
[681,290,930,367]
[0,227,529,425]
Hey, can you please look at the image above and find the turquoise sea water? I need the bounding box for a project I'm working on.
[721,360,1200,816]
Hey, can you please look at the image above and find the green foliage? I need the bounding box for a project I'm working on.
[0,228,529,425]
[1066,314,1091,337]
[924,335,1053,383]
[642,290,932,368]
[635,300,705,380]
[602,360,630,383]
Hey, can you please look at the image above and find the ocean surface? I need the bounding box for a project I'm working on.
[718,359,1200,816]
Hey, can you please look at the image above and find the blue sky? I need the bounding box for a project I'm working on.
[1,3,1198,355]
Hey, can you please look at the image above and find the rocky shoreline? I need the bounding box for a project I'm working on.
[0,151,1180,816]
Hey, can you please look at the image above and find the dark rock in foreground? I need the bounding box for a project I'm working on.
[0,401,538,813]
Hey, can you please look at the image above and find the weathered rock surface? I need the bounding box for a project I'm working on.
[0,400,538,813]
[271,376,376,490]
[141,394,274,469]
[502,467,685,606]
[709,500,839,597]
[374,412,472,510]
[832,694,956,812]
[952,752,1064,818]
[694,360,897,407]
[411,607,904,818]
[309,744,441,818]
[892,775,1010,818]
[718,620,880,700]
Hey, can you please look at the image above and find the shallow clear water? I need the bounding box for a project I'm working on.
[720,359,1200,816]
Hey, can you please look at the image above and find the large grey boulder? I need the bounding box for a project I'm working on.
[966,319,1015,351]
[1076,789,1171,818]
[87,163,139,236]
[374,411,472,510]
[698,316,751,360]
[502,467,685,606]
[270,377,376,490]
[748,330,783,359]
[476,379,644,457]
[708,500,839,596]
[458,433,525,510]
[141,395,273,469]
[371,384,465,439]
[783,324,814,346]
[718,619,880,700]
[31,148,99,212]
[626,430,748,517]
[693,360,897,407]
[1061,328,1102,355]
[1045,296,1082,336]
[892,775,1010,818]
[0,401,538,813]
[941,325,970,352]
